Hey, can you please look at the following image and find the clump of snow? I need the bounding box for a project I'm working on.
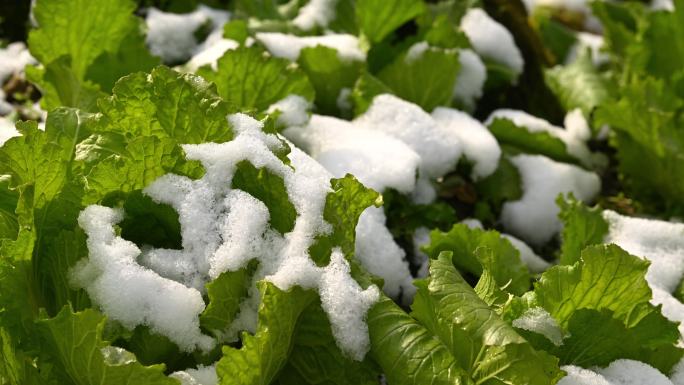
[486,108,596,167]
[560,360,674,385]
[501,154,600,246]
[460,8,524,78]
[355,207,415,301]
[0,42,36,84]
[432,107,500,180]
[671,357,684,385]
[268,95,312,127]
[318,249,380,361]
[651,0,674,11]
[405,41,430,63]
[71,206,215,352]
[146,5,230,63]
[603,211,684,294]
[255,32,365,62]
[355,94,462,178]
[284,114,420,194]
[336,87,352,113]
[512,307,563,346]
[453,49,487,110]
[565,32,610,67]
[186,36,239,71]
[75,113,379,360]
[293,0,339,31]
[0,117,20,146]
[171,365,218,385]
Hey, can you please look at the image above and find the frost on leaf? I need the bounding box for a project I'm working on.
[72,113,379,359]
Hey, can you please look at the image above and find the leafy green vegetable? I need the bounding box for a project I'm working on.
[197,47,315,112]
[377,45,459,111]
[556,195,608,265]
[412,252,562,385]
[423,224,531,295]
[37,306,177,385]
[356,0,425,43]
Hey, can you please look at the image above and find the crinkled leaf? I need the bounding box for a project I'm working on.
[197,47,315,113]
[423,224,530,296]
[378,45,460,111]
[217,283,317,385]
[557,195,608,266]
[275,300,380,385]
[356,0,425,43]
[297,46,364,115]
[37,306,177,385]
[366,294,473,385]
[201,262,257,336]
[97,67,234,143]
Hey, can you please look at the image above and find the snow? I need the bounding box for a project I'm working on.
[453,49,487,110]
[602,211,684,294]
[336,87,352,113]
[502,234,551,273]
[267,95,311,127]
[355,94,462,178]
[432,107,500,180]
[566,32,610,67]
[71,205,215,352]
[512,307,563,346]
[0,42,36,84]
[0,117,20,146]
[171,365,218,385]
[284,114,420,194]
[672,358,684,385]
[293,0,339,31]
[501,154,601,246]
[485,108,595,167]
[559,360,673,385]
[255,32,366,62]
[405,42,430,63]
[146,5,230,64]
[186,35,239,71]
[355,207,415,302]
[460,8,524,78]
[652,0,674,11]
[412,227,431,278]
[318,249,380,361]
[74,113,379,360]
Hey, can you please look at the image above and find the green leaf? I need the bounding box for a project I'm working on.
[366,294,473,385]
[309,175,380,266]
[28,0,138,79]
[528,244,683,371]
[545,50,612,116]
[83,136,203,203]
[223,20,249,45]
[356,0,425,43]
[474,156,523,217]
[231,161,297,235]
[377,45,460,111]
[37,306,178,385]
[412,252,563,385]
[275,300,380,385]
[556,195,608,266]
[423,224,531,296]
[594,77,684,214]
[486,118,578,165]
[197,47,315,113]
[98,67,234,143]
[217,283,317,385]
[297,46,364,115]
[25,58,104,112]
[201,262,257,336]
[350,71,393,116]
